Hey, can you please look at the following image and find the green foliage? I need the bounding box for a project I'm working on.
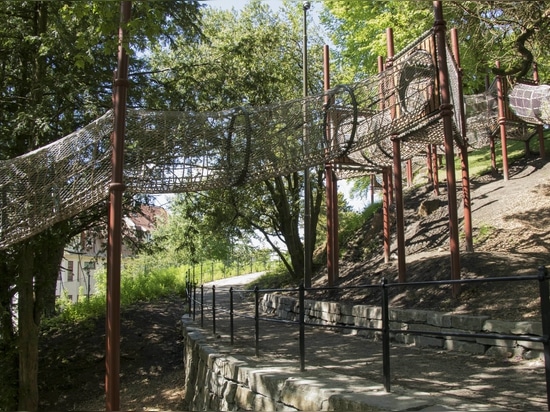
[339,201,383,250]
[473,224,495,246]
[244,262,297,291]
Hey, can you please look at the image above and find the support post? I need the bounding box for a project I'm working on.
[386,28,406,283]
[533,63,546,160]
[382,167,391,263]
[495,60,510,181]
[302,1,312,288]
[434,1,461,296]
[324,44,339,287]
[451,28,473,252]
[106,2,130,410]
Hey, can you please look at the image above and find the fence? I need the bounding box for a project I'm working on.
[186,266,550,410]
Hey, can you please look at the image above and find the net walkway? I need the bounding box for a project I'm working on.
[0,30,546,250]
[0,48,435,249]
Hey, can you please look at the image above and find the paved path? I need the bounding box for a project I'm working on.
[188,273,549,411]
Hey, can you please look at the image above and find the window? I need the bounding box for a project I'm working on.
[67,261,74,282]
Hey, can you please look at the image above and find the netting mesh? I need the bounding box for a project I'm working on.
[508,82,550,125]
[1,27,547,250]
[0,48,436,249]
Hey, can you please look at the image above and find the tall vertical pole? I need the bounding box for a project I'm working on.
[533,63,546,160]
[106,2,130,410]
[434,1,461,296]
[324,45,338,287]
[386,28,406,283]
[378,56,391,265]
[451,28,473,253]
[495,60,510,181]
[303,1,312,288]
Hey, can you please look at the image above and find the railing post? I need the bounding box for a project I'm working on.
[192,282,196,321]
[187,281,191,315]
[200,285,204,328]
[381,278,391,392]
[254,286,259,357]
[299,283,305,372]
[537,266,550,410]
[230,287,234,345]
[212,285,216,335]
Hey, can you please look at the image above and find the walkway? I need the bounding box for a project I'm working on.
[186,273,548,411]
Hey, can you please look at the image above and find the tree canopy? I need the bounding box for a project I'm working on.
[147,0,329,280]
[0,1,202,409]
[321,1,550,92]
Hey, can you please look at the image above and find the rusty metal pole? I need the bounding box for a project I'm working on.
[379,55,391,264]
[434,1,461,296]
[386,27,406,283]
[451,28,473,253]
[432,145,440,195]
[382,167,391,263]
[533,63,546,160]
[106,1,130,410]
[324,44,338,286]
[495,60,510,181]
[302,1,312,288]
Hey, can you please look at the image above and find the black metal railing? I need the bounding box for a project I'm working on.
[185,266,550,410]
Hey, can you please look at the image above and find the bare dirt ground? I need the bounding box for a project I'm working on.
[38,155,550,410]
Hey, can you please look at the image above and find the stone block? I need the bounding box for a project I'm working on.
[222,356,246,381]
[408,323,441,334]
[482,319,518,334]
[510,321,542,336]
[340,303,354,317]
[234,385,255,410]
[450,314,489,331]
[248,368,288,400]
[427,311,452,328]
[476,337,515,348]
[352,305,381,320]
[444,339,486,354]
[524,349,544,360]
[517,339,544,351]
[414,335,444,348]
[390,308,429,323]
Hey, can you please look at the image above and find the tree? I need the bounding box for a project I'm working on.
[321,1,550,92]
[148,0,327,280]
[0,1,201,409]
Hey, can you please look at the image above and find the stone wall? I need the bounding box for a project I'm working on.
[261,293,544,359]
[182,315,434,411]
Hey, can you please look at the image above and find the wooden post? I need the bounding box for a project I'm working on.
[106,1,130,410]
[386,27,406,283]
[533,63,546,160]
[324,45,339,286]
[451,28,473,252]
[495,60,510,181]
[434,1,461,296]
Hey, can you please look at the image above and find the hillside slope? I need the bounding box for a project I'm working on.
[314,155,550,321]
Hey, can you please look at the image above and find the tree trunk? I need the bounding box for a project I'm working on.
[0,252,19,410]
[17,243,39,411]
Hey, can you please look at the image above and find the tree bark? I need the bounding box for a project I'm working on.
[17,242,39,411]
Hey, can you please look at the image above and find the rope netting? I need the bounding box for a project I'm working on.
[509,82,550,125]
[1,27,547,249]
[0,48,436,249]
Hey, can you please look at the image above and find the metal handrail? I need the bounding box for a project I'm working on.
[185,265,550,410]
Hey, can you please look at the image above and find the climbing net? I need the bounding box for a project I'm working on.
[1,27,547,250]
[0,47,436,249]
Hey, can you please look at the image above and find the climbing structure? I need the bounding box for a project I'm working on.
[0,50,435,250]
[0,17,547,252]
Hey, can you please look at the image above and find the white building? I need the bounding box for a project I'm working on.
[56,205,167,303]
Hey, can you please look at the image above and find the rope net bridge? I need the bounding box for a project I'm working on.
[1,29,549,250]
